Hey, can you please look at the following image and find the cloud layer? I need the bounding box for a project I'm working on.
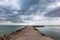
[0,0,60,24]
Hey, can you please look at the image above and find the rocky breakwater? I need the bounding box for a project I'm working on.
[0,26,54,40]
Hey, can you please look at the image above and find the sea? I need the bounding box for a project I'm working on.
[0,25,60,40]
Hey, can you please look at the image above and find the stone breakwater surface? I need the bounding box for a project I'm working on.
[0,26,54,40]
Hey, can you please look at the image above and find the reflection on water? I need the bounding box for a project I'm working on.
[0,25,60,40]
[36,26,60,40]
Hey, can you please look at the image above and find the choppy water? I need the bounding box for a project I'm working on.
[0,25,60,40]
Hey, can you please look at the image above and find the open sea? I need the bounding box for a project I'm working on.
[0,25,60,40]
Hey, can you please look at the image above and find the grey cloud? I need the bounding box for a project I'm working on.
[0,0,40,22]
[44,7,60,17]
[0,0,58,23]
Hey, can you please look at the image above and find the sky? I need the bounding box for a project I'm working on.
[0,0,60,25]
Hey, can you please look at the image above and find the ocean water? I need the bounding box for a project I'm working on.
[37,25,60,40]
[0,25,25,35]
[0,25,60,40]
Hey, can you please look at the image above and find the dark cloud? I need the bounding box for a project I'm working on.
[44,7,60,17]
[0,0,40,22]
[0,0,59,23]
[39,0,55,13]
[40,0,55,5]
